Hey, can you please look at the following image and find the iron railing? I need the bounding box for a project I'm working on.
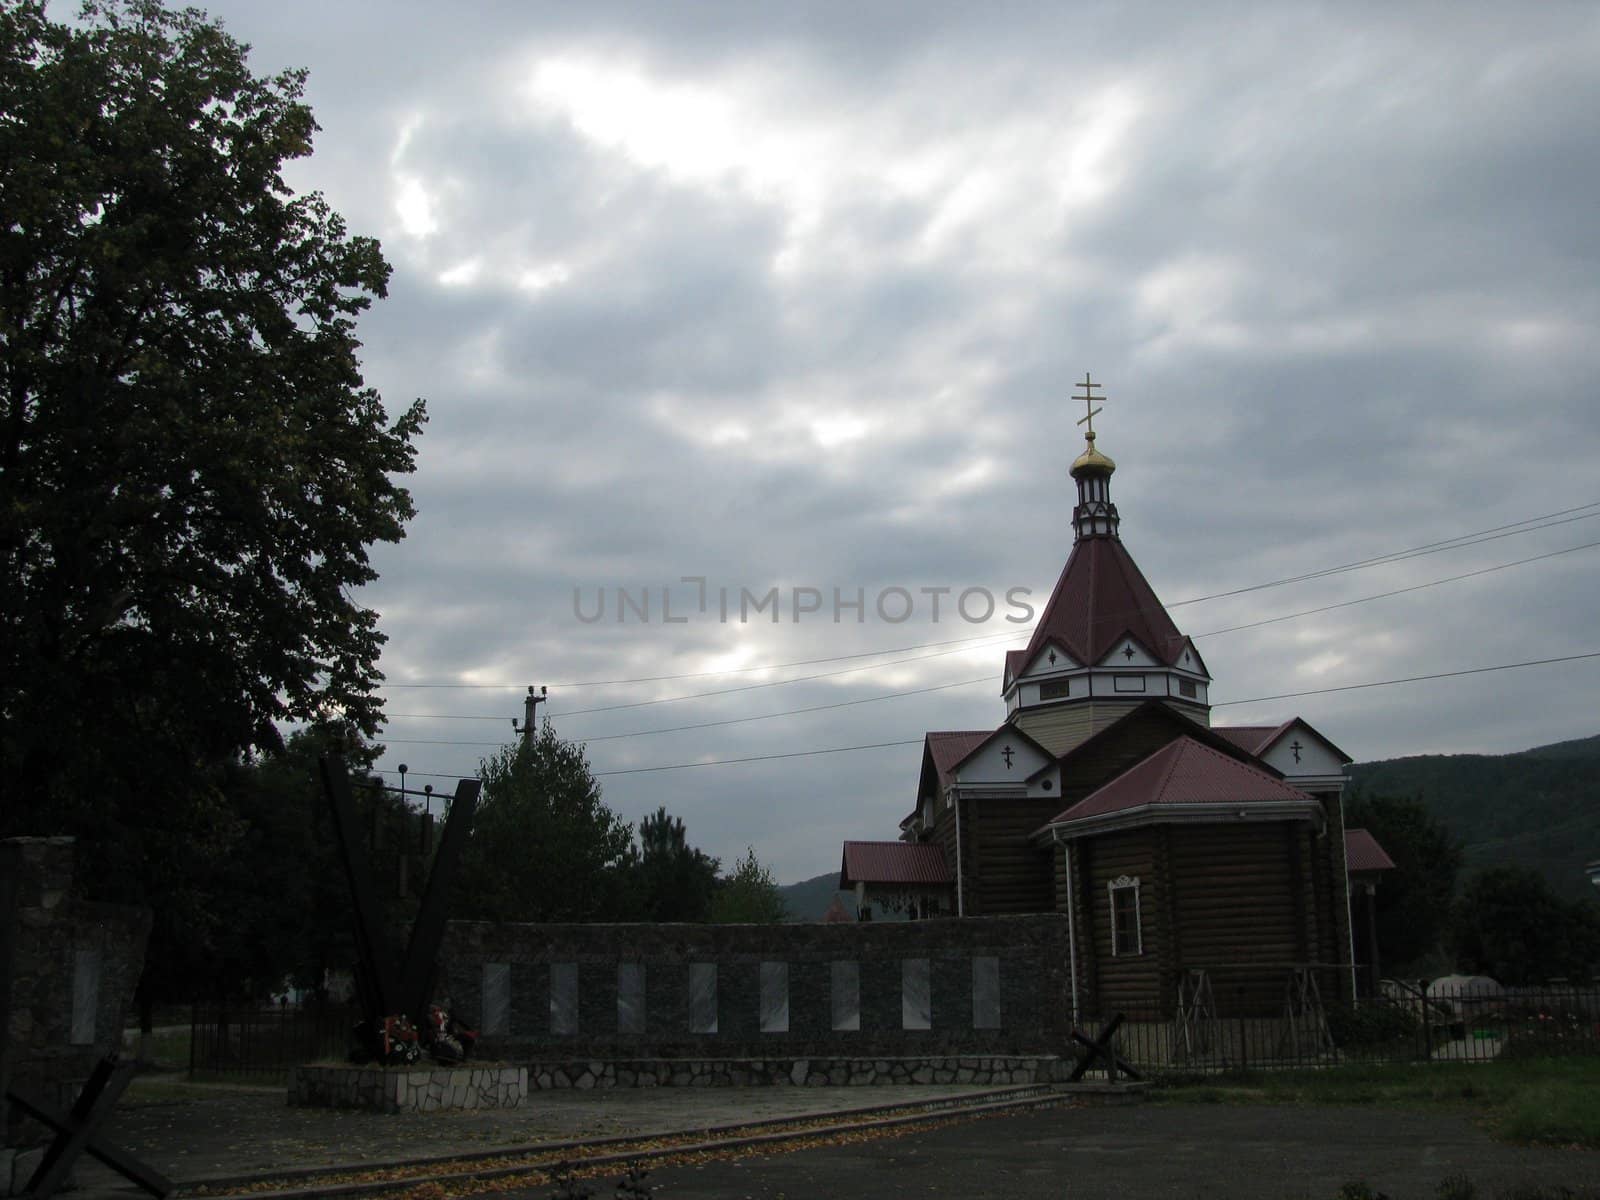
[1084,980,1600,1075]
[188,1003,357,1081]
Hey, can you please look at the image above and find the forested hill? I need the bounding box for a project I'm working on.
[1348,733,1600,902]
[778,871,850,922]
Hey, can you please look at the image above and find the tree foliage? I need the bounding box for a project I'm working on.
[1451,866,1600,985]
[451,725,636,924]
[0,0,422,849]
[634,806,720,922]
[132,729,411,1006]
[709,846,788,924]
[1344,791,1463,970]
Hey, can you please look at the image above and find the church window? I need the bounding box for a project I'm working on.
[1113,675,1146,693]
[1178,678,1197,698]
[1109,876,1143,957]
[1040,679,1070,701]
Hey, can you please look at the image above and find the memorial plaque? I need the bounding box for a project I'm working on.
[550,962,579,1036]
[759,962,789,1033]
[972,956,1001,1029]
[830,960,860,1032]
[70,947,101,1045]
[688,962,718,1034]
[617,962,646,1034]
[902,958,931,1030]
[480,961,511,1035]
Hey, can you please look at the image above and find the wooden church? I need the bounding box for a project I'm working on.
[842,378,1383,1020]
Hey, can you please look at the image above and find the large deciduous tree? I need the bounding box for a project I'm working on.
[0,1,422,846]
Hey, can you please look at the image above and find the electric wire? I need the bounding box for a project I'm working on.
[371,649,1600,773]
[371,499,1600,694]
[376,533,1600,726]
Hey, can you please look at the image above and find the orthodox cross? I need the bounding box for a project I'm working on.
[1002,745,1015,769]
[1073,373,1104,438]
[1290,739,1303,764]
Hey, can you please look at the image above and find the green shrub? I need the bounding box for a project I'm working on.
[1327,1002,1420,1048]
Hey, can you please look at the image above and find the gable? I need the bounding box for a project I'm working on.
[1256,719,1351,781]
[1015,640,1083,679]
[1095,635,1160,668]
[952,727,1053,786]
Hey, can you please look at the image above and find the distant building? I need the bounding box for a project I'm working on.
[843,381,1390,1019]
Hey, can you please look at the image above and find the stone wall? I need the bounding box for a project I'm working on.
[522,1054,1068,1090]
[1,838,151,1148]
[440,915,1073,1065]
[288,1064,528,1113]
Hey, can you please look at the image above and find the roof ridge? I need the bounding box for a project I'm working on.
[1153,736,1192,797]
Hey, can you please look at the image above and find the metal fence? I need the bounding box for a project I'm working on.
[1088,981,1600,1076]
[188,1003,357,1081]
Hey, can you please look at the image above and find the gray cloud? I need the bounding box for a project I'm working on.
[188,0,1600,881]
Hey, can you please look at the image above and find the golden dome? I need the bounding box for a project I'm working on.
[1070,432,1116,476]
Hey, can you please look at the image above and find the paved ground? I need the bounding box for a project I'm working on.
[78,1078,1004,1187]
[62,1079,1600,1200]
[569,1105,1600,1200]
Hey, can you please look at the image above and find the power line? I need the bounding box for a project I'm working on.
[375,674,996,747]
[374,650,1600,767]
[1210,650,1600,708]
[378,534,1600,726]
[591,739,926,778]
[1191,539,1600,639]
[372,498,1600,692]
[1169,505,1600,607]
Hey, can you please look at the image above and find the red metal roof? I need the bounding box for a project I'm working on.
[1004,648,1027,683]
[840,840,953,888]
[1022,535,1191,669]
[1212,725,1278,755]
[1048,736,1314,825]
[1344,828,1397,872]
[926,730,992,789]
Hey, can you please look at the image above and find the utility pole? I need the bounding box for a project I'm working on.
[511,685,548,744]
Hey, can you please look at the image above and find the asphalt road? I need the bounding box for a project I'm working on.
[529,1103,1599,1200]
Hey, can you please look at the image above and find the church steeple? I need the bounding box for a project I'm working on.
[1069,373,1119,541]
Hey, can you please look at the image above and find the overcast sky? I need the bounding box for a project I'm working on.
[196,1,1599,883]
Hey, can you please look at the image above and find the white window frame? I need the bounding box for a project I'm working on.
[1108,874,1143,957]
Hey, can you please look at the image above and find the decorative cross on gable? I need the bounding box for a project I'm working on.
[1290,739,1304,764]
[1002,745,1015,769]
[1048,650,1058,666]
[1123,645,1136,661]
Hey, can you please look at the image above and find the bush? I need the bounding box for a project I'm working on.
[1327,1002,1420,1048]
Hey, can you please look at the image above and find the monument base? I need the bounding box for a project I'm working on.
[287,1063,528,1113]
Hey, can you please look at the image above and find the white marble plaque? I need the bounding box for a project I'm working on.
[972,956,1001,1029]
[830,960,860,1032]
[617,962,646,1034]
[759,962,789,1033]
[550,962,578,1035]
[70,948,100,1045]
[902,958,931,1030]
[480,962,510,1035]
[688,962,718,1033]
